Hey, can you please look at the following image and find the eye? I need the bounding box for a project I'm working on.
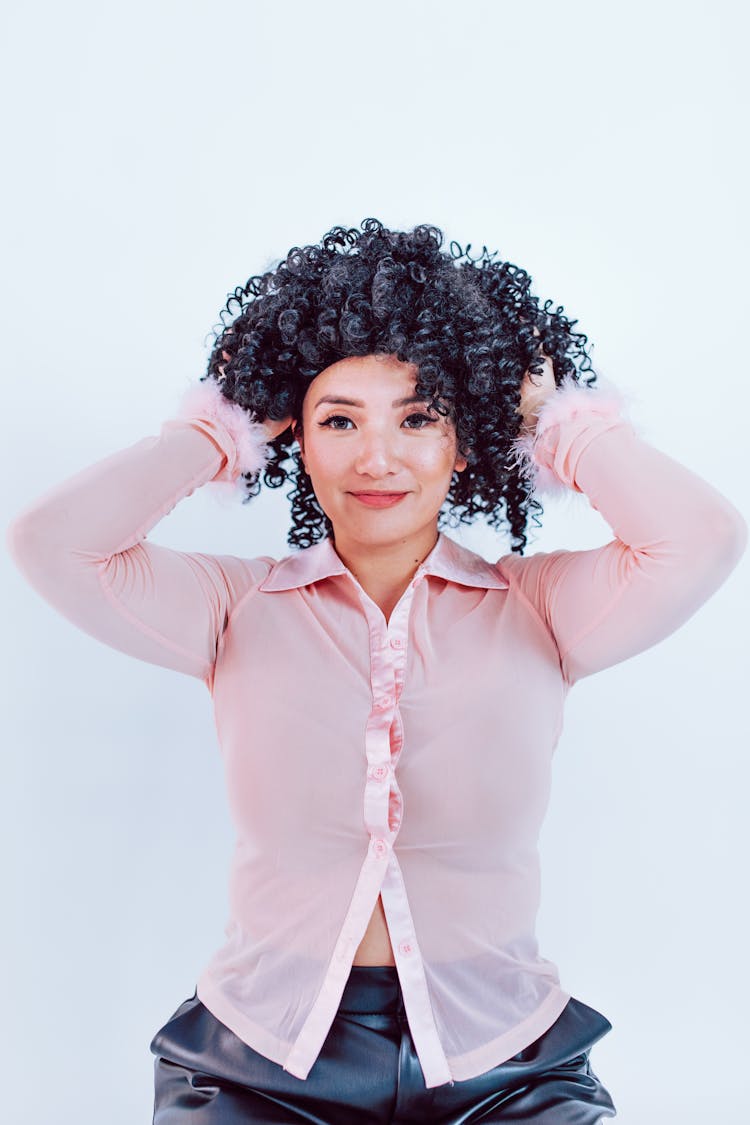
[317,412,437,431]
[317,414,352,431]
[404,412,437,429]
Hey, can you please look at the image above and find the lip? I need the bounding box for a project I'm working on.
[349,491,410,508]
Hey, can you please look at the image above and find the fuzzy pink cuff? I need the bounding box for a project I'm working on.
[508,373,636,496]
[167,378,272,487]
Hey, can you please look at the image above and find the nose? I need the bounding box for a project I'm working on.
[353,430,403,476]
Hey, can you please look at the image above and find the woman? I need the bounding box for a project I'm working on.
[7,218,746,1123]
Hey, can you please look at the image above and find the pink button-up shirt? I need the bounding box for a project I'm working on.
[6,376,746,1088]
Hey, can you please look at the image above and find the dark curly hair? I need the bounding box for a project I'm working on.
[201,217,599,554]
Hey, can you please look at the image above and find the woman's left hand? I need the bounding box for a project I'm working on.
[515,338,557,437]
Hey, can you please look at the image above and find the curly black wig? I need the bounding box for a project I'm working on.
[201,217,599,554]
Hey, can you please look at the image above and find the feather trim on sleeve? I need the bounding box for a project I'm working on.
[507,373,639,496]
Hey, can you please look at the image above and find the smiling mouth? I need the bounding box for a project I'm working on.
[349,491,410,506]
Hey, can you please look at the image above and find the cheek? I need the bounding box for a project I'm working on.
[423,434,459,474]
[420,451,453,477]
[306,443,347,481]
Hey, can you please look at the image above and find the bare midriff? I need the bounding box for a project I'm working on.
[352,894,396,966]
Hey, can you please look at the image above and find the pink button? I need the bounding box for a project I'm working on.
[371,838,388,858]
[375,696,391,710]
[390,637,403,649]
[398,940,413,955]
[368,764,389,781]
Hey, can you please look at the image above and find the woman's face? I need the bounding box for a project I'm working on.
[292,354,467,547]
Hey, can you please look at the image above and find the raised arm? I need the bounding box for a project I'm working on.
[498,375,748,687]
[5,380,281,684]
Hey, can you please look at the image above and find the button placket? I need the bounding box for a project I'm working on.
[370,836,389,859]
[335,935,353,962]
[362,575,415,873]
[367,763,390,782]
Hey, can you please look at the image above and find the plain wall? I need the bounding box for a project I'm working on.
[1,1,748,1121]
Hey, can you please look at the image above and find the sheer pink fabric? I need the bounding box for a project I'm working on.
[6,377,746,1087]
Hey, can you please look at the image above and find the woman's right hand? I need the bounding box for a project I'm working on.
[219,335,294,443]
[262,412,295,442]
[218,346,294,443]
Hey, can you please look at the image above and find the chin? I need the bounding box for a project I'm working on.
[340,520,409,539]
[330,510,406,536]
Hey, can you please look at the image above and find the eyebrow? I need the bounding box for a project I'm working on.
[313,394,431,411]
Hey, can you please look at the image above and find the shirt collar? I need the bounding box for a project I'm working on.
[258,530,509,592]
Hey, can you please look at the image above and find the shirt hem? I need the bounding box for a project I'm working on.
[196,974,574,1088]
[445,986,573,1083]
[195,975,298,1077]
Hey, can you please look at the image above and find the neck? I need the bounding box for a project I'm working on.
[330,526,440,604]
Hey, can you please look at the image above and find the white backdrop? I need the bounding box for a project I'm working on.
[2,2,748,1122]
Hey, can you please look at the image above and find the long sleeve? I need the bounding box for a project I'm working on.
[499,375,748,687]
[5,378,275,684]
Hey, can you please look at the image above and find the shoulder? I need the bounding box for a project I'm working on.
[198,553,277,589]
[495,547,575,580]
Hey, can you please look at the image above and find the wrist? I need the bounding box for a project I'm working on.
[169,378,271,483]
[509,373,635,495]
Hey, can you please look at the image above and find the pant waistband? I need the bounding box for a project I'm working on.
[337,965,403,1015]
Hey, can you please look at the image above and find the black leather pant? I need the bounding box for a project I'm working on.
[150,966,617,1123]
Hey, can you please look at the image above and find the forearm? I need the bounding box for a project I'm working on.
[503,377,747,685]
[4,381,273,680]
[514,374,746,555]
[6,379,270,560]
